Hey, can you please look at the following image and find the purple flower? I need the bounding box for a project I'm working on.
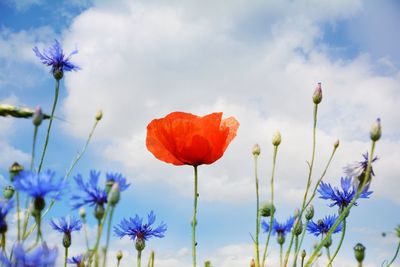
[33,40,80,79]
[114,211,167,244]
[0,199,13,233]
[13,170,65,200]
[67,255,85,266]
[307,215,342,237]
[71,170,107,210]
[49,216,82,234]
[343,153,378,180]
[262,216,295,237]
[0,243,58,267]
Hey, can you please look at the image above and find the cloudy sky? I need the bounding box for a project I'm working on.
[0,0,400,266]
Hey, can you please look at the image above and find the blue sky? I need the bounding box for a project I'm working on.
[1,0,400,266]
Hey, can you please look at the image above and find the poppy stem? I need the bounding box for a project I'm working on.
[192,166,198,267]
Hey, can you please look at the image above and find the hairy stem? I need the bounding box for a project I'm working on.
[192,166,199,267]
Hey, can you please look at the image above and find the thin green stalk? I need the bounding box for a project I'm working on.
[137,250,142,267]
[91,204,111,264]
[305,141,376,266]
[23,118,100,240]
[38,79,59,173]
[147,251,154,267]
[301,255,304,267]
[293,220,310,267]
[280,244,283,267]
[64,247,68,267]
[327,219,346,266]
[387,241,400,266]
[117,259,121,267]
[1,233,5,251]
[293,236,299,267]
[83,218,90,250]
[31,126,38,171]
[35,214,42,243]
[326,246,332,267]
[261,145,278,267]
[16,192,20,242]
[102,206,115,267]
[192,166,199,267]
[358,262,362,267]
[283,104,318,267]
[254,154,260,267]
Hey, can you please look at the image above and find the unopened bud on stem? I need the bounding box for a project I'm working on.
[312,82,323,104]
[272,131,281,146]
[370,118,381,141]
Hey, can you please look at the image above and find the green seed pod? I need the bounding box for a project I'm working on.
[3,186,15,199]
[305,205,314,221]
[94,204,105,221]
[259,203,275,217]
[354,243,366,263]
[277,233,285,245]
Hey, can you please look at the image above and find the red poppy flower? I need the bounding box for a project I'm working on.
[146,112,239,166]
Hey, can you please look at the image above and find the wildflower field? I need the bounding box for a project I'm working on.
[0,1,399,267]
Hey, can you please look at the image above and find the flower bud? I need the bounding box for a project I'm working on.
[205,260,212,267]
[259,202,275,217]
[94,204,105,221]
[9,162,23,181]
[250,259,255,267]
[272,131,281,146]
[293,219,303,236]
[116,250,123,261]
[31,197,45,216]
[323,236,332,248]
[301,249,306,259]
[305,205,314,221]
[353,243,365,263]
[395,225,400,239]
[63,232,72,248]
[370,118,381,141]
[95,110,103,121]
[79,207,86,219]
[277,233,285,245]
[135,238,146,252]
[109,183,121,206]
[252,144,260,156]
[312,82,322,104]
[334,139,339,149]
[3,186,14,199]
[53,69,63,80]
[0,221,7,234]
[32,106,44,126]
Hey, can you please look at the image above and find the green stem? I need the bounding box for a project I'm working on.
[137,250,142,267]
[261,145,278,267]
[147,251,154,267]
[1,233,5,251]
[102,206,115,267]
[293,220,310,267]
[283,104,318,267]
[91,204,111,264]
[387,241,400,266]
[117,259,121,267]
[192,166,199,267]
[35,214,42,243]
[16,192,20,242]
[293,236,299,267]
[64,246,68,267]
[38,79,59,173]
[280,244,283,267]
[31,126,38,171]
[254,154,260,267]
[327,219,346,266]
[83,218,90,250]
[305,141,376,267]
[301,255,304,267]
[326,246,332,267]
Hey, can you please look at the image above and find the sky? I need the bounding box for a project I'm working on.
[0,0,400,266]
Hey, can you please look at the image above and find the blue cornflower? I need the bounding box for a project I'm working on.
[344,152,378,180]
[0,199,14,233]
[307,215,342,237]
[33,39,80,79]
[318,177,373,211]
[106,172,130,192]
[114,211,167,251]
[71,170,108,209]
[262,217,295,245]
[13,170,65,200]
[67,255,85,266]
[49,216,82,234]
[0,243,58,267]
[50,216,82,248]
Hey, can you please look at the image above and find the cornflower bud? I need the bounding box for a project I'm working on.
[323,236,332,248]
[205,260,212,267]
[252,144,260,156]
[277,233,285,245]
[135,237,146,252]
[301,249,306,260]
[312,82,323,104]
[370,118,381,141]
[109,183,121,206]
[32,106,44,126]
[293,218,303,236]
[272,131,281,146]
[354,243,365,263]
[79,207,86,219]
[63,232,72,248]
[116,250,123,261]
[305,205,314,220]
[94,204,105,221]
[334,139,339,149]
[95,110,103,121]
[250,259,255,267]
[31,196,45,216]
[3,186,14,199]
[9,162,23,181]
[259,202,275,217]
